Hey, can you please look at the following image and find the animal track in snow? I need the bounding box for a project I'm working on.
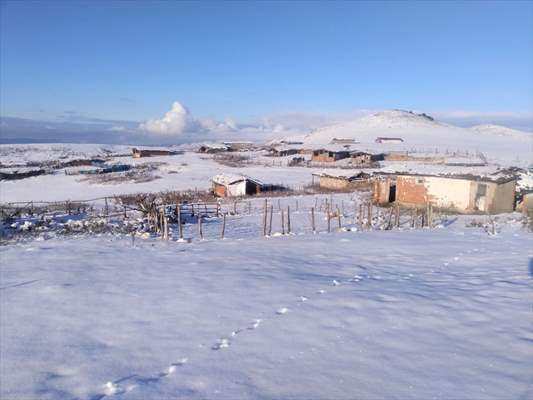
[95,272,356,399]
[248,319,262,330]
[104,382,124,396]
[212,337,230,350]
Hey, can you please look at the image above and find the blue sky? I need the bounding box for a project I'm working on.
[0,0,532,142]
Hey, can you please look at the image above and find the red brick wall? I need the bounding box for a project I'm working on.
[213,183,226,197]
[396,176,429,205]
[312,154,335,162]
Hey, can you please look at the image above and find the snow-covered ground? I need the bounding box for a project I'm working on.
[0,144,133,165]
[1,149,528,204]
[288,110,532,166]
[1,217,531,400]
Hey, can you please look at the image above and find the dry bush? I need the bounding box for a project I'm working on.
[213,154,250,167]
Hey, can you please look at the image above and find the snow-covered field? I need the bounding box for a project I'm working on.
[1,218,531,400]
[1,111,531,400]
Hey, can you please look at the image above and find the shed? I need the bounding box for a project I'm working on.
[132,148,173,158]
[311,149,350,163]
[313,172,372,190]
[197,143,229,153]
[349,151,373,167]
[329,138,358,145]
[375,137,404,144]
[223,141,255,152]
[394,173,516,213]
[212,174,263,197]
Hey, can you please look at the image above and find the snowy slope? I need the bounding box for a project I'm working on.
[0,143,133,165]
[1,220,531,400]
[296,110,532,165]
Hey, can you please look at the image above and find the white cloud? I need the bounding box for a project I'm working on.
[138,101,240,136]
[109,125,126,132]
[139,101,191,135]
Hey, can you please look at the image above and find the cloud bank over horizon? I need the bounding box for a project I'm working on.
[1,101,531,145]
[137,101,255,138]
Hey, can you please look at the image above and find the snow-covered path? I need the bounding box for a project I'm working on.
[1,225,532,399]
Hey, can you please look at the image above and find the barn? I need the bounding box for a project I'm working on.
[212,174,263,197]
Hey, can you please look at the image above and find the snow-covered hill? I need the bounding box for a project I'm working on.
[290,110,531,166]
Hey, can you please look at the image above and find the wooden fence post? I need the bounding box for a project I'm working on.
[263,199,268,236]
[198,213,203,240]
[327,209,331,233]
[178,205,184,240]
[387,207,394,230]
[311,207,316,233]
[287,206,291,234]
[367,202,372,228]
[268,205,273,236]
[336,206,342,230]
[395,204,400,228]
[281,209,285,235]
[221,213,226,239]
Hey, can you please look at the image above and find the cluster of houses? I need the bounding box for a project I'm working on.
[212,169,521,214]
[312,169,520,214]
[130,141,528,215]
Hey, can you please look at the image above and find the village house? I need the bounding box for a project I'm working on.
[349,151,373,167]
[384,151,445,163]
[311,149,351,163]
[375,137,404,144]
[313,172,372,190]
[374,172,516,214]
[223,141,255,152]
[329,138,358,145]
[197,143,229,153]
[212,174,263,197]
[267,147,301,157]
[132,148,174,158]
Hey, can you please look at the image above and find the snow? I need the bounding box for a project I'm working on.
[290,110,532,166]
[0,143,132,165]
[211,173,253,186]
[1,217,531,400]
